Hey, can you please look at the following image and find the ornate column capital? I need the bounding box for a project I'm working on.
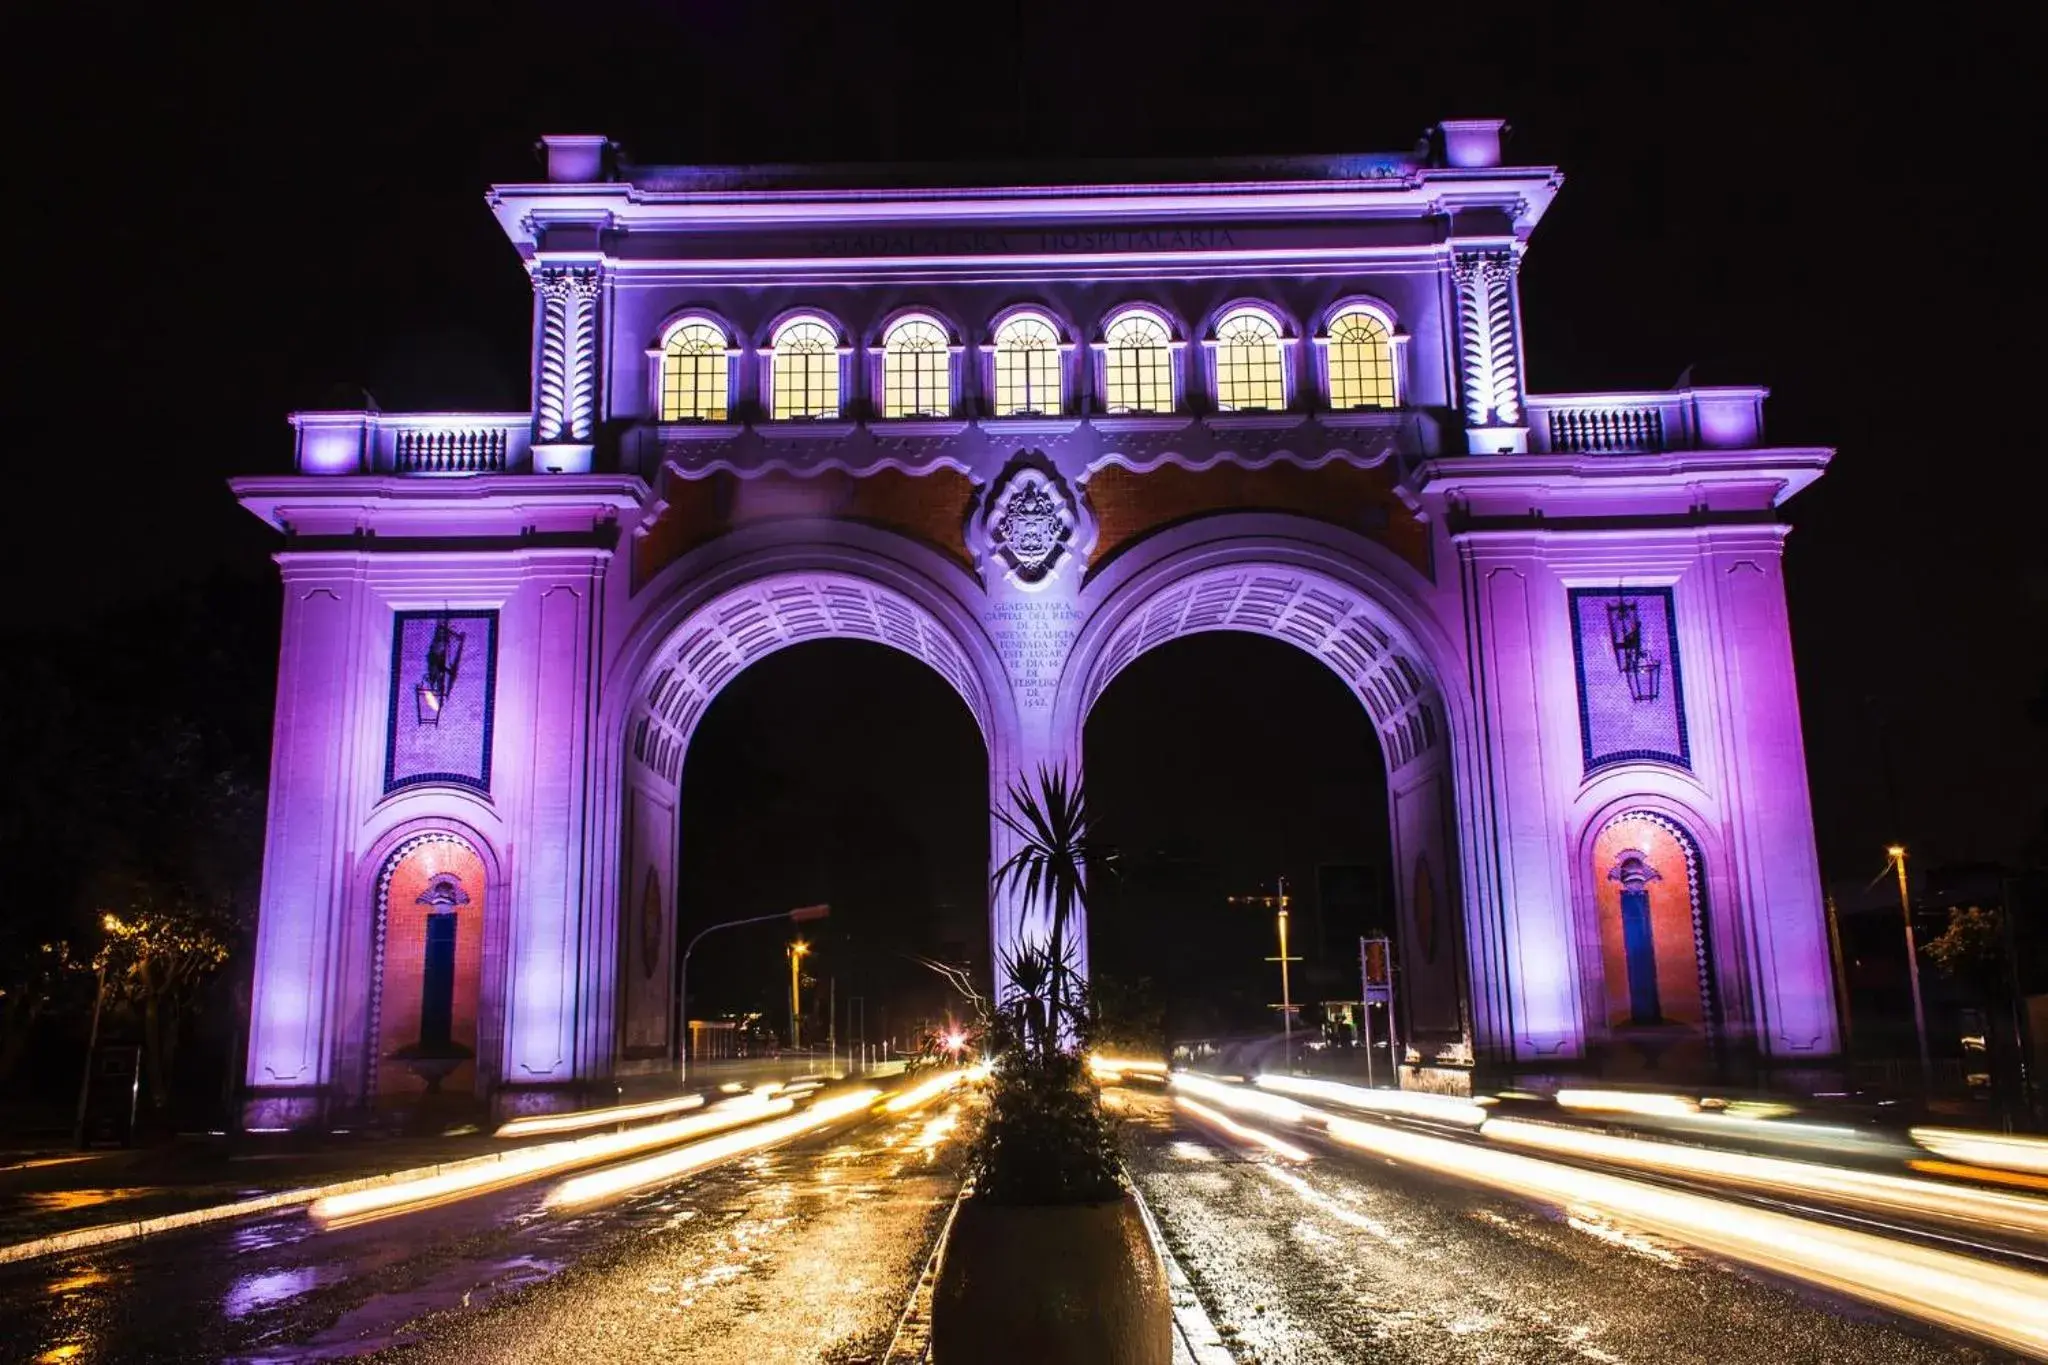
[531,263,574,299]
[1451,246,1528,450]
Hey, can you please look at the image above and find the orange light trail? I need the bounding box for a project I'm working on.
[1483,1117,2048,1242]
[309,1094,791,1228]
[545,1089,881,1209]
[1317,1113,2048,1355]
[494,1092,705,1137]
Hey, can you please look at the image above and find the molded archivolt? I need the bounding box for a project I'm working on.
[1082,563,1441,772]
[630,573,989,784]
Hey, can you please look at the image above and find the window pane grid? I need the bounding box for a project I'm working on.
[993,316,1061,416]
[1327,310,1395,410]
[1104,314,1171,413]
[772,320,840,420]
[661,322,728,422]
[1214,310,1284,412]
[883,319,950,418]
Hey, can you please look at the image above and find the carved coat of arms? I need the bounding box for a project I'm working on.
[993,483,1064,574]
[976,455,1089,590]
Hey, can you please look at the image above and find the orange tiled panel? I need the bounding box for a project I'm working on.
[375,837,488,1100]
[1082,461,1429,577]
[634,467,977,587]
[1592,816,1705,1032]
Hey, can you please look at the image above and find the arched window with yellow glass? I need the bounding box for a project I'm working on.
[1099,307,1176,414]
[658,317,732,422]
[880,315,953,418]
[768,315,843,420]
[990,312,1064,417]
[1210,305,1287,412]
[1321,305,1398,410]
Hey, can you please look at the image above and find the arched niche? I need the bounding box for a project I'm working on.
[364,829,494,1106]
[1585,808,1721,1077]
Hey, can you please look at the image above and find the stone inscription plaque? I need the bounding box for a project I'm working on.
[989,598,1080,711]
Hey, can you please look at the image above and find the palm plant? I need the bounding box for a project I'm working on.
[997,937,1091,1064]
[992,764,1114,1055]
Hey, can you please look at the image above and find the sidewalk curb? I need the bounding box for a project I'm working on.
[0,1146,524,1267]
[884,1174,971,1362]
[1129,1174,1237,1365]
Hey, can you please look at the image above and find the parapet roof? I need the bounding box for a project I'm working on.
[487,121,1560,259]
[611,152,1427,195]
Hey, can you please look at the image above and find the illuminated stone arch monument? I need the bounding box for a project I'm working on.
[234,122,1840,1125]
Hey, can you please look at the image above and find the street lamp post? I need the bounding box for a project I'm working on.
[1888,845,1934,1092]
[788,940,811,1051]
[1266,877,1301,1072]
[678,904,828,1083]
[71,915,118,1149]
[1232,881,1303,1072]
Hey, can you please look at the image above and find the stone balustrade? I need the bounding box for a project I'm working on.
[1527,387,1768,454]
[289,411,534,475]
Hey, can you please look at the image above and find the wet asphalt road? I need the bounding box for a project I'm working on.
[3,1096,967,1364]
[1116,1086,2026,1365]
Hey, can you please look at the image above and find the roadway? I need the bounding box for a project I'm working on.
[4,1082,965,1364]
[1119,1080,2038,1363]
[4,1071,2041,1363]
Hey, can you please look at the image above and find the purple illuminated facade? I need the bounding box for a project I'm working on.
[233,121,1839,1125]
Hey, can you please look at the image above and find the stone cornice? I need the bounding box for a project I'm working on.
[1407,447,1832,522]
[232,474,647,539]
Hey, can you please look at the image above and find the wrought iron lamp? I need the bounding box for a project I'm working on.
[414,613,466,726]
[1624,649,1663,703]
[1605,592,1662,703]
[1605,596,1644,674]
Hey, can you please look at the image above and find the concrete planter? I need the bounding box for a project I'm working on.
[931,1188,1171,1364]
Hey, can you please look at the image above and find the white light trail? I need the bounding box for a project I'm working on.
[495,1093,705,1138]
[1175,1097,1311,1162]
[1255,1073,1487,1128]
[1483,1118,2048,1241]
[309,1095,790,1228]
[1554,1088,1700,1118]
[545,1089,882,1209]
[1322,1113,2048,1357]
[1170,1071,1308,1124]
[1911,1127,2048,1178]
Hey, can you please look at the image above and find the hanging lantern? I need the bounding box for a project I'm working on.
[1625,650,1662,703]
[414,614,466,726]
[1605,596,1644,674]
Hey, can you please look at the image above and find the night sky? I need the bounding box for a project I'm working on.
[12,4,2042,1015]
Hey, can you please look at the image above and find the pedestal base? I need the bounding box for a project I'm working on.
[241,1089,327,1132]
[531,442,594,474]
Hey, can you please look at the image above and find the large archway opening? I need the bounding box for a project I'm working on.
[1085,633,1391,1045]
[609,562,1003,1075]
[674,639,988,1059]
[1069,552,1473,1071]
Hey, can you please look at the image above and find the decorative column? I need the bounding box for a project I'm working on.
[1701,529,1841,1064]
[531,264,601,473]
[1457,532,1585,1068]
[972,453,1092,993]
[496,548,610,1116]
[1453,248,1529,454]
[242,556,376,1128]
